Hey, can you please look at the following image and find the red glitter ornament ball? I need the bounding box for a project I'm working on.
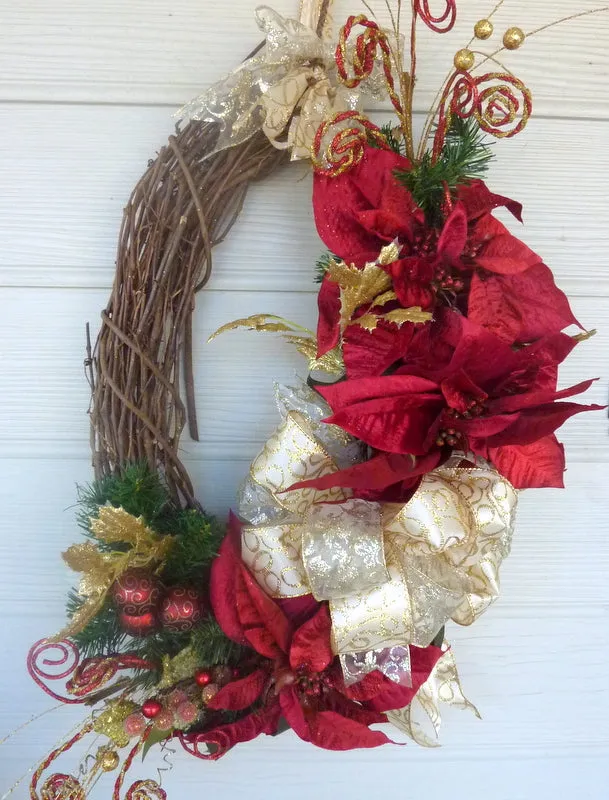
[118,610,158,637]
[141,699,163,719]
[159,587,204,633]
[194,669,212,687]
[112,568,162,616]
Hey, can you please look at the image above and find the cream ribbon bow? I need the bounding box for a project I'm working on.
[238,382,518,687]
[177,4,383,160]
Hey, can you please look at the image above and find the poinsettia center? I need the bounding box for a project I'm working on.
[435,427,464,448]
[294,664,331,697]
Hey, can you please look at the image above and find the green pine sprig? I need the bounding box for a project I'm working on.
[395,117,493,224]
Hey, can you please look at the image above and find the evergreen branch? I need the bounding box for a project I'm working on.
[315,251,336,283]
[395,117,494,224]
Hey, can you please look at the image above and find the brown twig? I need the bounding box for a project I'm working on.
[89,121,287,506]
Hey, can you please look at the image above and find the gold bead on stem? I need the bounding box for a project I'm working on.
[503,27,526,50]
[99,748,120,772]
[454,48,475,71]
[474,19,494,40]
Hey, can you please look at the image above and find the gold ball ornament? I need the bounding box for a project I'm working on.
[503,27,525,50]
[99,748,120,772]
[474,19,494,40]
[454,49,475,71]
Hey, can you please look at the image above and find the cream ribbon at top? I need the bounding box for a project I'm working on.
[177,4,385,161]
[238,381,518,687]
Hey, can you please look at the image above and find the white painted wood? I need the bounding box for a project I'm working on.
[0,105,607,295]
[0,288,606,461]
[0,0,607,118]
[0,0,608,797]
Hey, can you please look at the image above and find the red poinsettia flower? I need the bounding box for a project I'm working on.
[180,518,443,757]
[314,148,581,355]
[310,311,602,489]
[457,181,581,343]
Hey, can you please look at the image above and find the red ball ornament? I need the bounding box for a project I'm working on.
[159,587,203,633]
[194,669,212,687]
[112,568,162,615]
[141,699,163,719]
[118,610,158,637]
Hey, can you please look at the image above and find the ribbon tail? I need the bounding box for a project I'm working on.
[387,645,480,747]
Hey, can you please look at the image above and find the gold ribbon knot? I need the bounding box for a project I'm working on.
[239,383,517,689]
[177,4,385,161]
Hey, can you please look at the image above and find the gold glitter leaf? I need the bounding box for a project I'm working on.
[208,313,296,342]
[55,507,173,640]
[63,541,109,574]
[286,336,344,377]
[94,700,139,748]
[157,645,201,690]
[209,314,344,377]
[352,307,432,332]
[378,241,402,266]
[352,313,382,332]
[381,307,433,326]
[373,290,398,308]
[329,260,393,331]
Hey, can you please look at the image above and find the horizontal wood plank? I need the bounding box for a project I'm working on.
[0,105,607,295]
[0,0,607,118]
[0,287,606,459]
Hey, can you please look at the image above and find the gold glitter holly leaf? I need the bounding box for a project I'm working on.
[93,699,139,748]
[326,241,403,332]
[157,645,201,690]
[56,507,173,640]
[209,314,344,377]
[354,307,433,332]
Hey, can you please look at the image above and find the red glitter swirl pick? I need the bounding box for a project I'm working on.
[415,1,457,33]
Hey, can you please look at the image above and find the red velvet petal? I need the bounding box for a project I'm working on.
[468,265,582,344]
[289,605,334,673]
[313,147,413,261]
[318,374,439,410]
[209,520,249,646]
[347,645,444,712]
[307,710,395,750]
[437,203,468,262]
[489,436,567,489]
[486,400,604,447]
[316,276,341,357]
[343,320,415,379]
[288,451,442,493]
[207,669,268,712]
[180,703,281,760]
[327,393,443,455]
[237,565,292,658]
[279,685,312,742]
[458,179,523,222]
[473,215,541,275]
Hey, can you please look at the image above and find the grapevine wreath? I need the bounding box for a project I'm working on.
[13,1,608,797]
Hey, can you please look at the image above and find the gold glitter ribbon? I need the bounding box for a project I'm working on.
[240,387,517,685]
[388,644,480,747]
[177,4,385,161]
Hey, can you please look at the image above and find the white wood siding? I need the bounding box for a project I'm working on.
[0,2,608,798]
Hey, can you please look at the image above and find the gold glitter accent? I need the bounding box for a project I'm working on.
[474,19,494,40]
[93,700,138,749]
[503,26,525,50]
[97,747,120,772]
[157,646,201,690]
[454,49,475,70]
[326,245,432,335]
[208,314,344,377]
[56,508,173,640]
